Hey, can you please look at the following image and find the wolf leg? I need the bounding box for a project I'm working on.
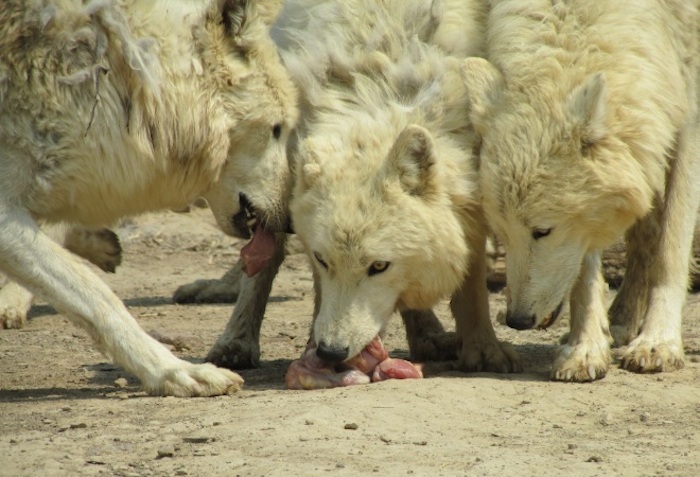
[0,206,242,396]
[206,233,286,369]
[607,203,662,346]
[552,251,612,381]
[621,120,700,373]
[452,234,521,373]
[173,261,242,304]
[400,309,458,361]
[0,225,122,329]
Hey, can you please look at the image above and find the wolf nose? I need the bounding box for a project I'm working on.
[505,311,536,330]
[316,341,349,364]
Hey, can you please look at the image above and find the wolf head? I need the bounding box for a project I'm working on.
[291,114,476,361]
[462,57,653,329]
[198,0,298,238]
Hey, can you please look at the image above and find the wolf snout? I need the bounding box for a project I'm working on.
[505,311,536,330]
[316,341,349,364]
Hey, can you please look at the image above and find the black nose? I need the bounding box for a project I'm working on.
[316,341,349,363]
[505,311,536,330]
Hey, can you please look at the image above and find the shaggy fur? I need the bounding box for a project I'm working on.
[463,0,700,380]
[255,0,521,371]
[0,0,298,396]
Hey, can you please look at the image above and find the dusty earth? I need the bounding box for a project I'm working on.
[1,209,699,477]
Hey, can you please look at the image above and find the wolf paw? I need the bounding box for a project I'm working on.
[206,337,260,370]
[146,362,244,397]
[551,343,611,381]
[459,339,523,373]
[409,331,459,361]
[620,339,685,373]
[609,324,639,348]
[173,279,240,304]
[0,305,27,329]
[0,283,33,329]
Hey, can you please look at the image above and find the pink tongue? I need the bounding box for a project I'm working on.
[240,223,276,277]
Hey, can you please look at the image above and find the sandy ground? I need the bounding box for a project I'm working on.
[1,208,699,477]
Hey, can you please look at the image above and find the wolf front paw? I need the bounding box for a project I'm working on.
[609,324,640,348]
[551,343,611,381]
[620,339,685,373]
[206,337,260,370]
[459,339,523,373]
[146,362,244,397]
[0,305,27,329]
[408,331,459,362]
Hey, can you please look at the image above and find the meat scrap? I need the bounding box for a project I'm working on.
[285,337,423,390]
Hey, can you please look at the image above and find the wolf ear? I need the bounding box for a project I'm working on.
[461,58,504,134]
[221,0,249,37]
[389,125,437,197]
[568,73,608,148]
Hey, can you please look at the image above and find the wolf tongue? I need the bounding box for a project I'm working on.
[240,222,276,277]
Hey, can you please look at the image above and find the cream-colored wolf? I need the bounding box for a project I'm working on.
[0,0,297,396]
[463,0,700,381]
[271,0,521,374]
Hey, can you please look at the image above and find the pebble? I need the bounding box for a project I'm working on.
[183,435,212,444]
[70,423,87,429]
[114,377,129,388]
[601,413,614,426]
[640,412,651,423]
[344,423,358,430]
[380,435,392,444]
[586,456,603,463]
[156,446,175,459]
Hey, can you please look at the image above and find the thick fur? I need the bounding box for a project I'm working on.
[463,0,700,380]
[262,0,521,371]
[0,0,298,396]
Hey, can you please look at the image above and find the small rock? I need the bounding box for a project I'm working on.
[61,406,72,412]
[156,446,175,459]
[304,419,314,426]
[568,443,577,450]
[586,456,603,463]
[640,412,651,423]
[9,439,18,444]
[344,423,358,430]
[656,376,664,382]
[601,413,614,426]
[380,435,392,444]
[114,377,129,388]
[70,423,87,429]
[183,436,212,444]
[175,470,188,476]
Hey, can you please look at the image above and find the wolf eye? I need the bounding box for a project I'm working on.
[272,123,282,140]
[532,228,552,240]
[314,252,328,269]
[368,261,390,276]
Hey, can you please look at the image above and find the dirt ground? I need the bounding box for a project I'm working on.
[1,208,699,477]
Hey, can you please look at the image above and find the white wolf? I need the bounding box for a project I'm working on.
[462,0,700,381]
[264,0,521,373]
[0,0,298,396]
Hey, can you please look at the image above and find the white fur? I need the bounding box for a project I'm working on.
[463,0,700,381]
[0,0,298,395]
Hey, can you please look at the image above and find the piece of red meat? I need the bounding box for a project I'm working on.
[285,337,422,390]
